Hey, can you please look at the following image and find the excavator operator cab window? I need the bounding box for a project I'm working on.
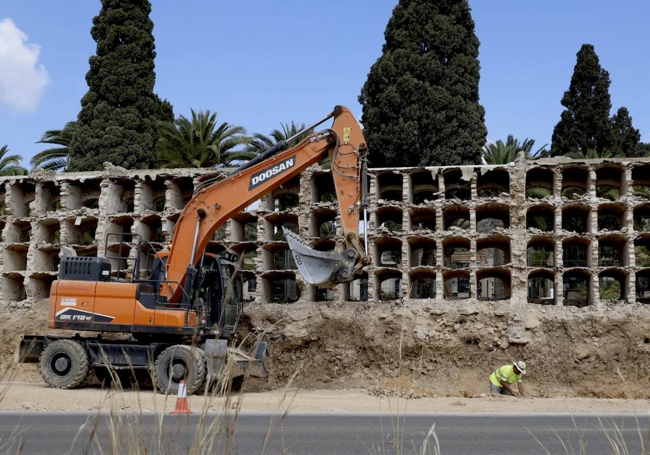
[218,260,242,337]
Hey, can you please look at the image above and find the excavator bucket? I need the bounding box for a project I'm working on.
[283,227,358,288]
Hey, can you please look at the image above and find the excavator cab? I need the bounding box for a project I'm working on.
[194,252,241,338]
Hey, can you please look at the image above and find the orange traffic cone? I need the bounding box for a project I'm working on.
[170,380,192,415]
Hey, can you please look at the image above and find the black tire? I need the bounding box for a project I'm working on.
[39,340,90,389]
[154,345,206,395]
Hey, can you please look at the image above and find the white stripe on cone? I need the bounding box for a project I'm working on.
[178,381,187,398]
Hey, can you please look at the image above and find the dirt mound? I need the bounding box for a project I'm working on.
[7,298,650,399]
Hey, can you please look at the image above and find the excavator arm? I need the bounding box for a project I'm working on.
[162,105,369,303]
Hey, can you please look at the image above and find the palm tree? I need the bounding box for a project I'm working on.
[566,148,624,160]
[246,122,327,167]
[31,121,76,171]
[0,145,27,176]
[156,109,254,168]
[482,135,548,165]
[246,122,313,153]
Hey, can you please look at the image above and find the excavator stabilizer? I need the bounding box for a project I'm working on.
[283,227,359,288]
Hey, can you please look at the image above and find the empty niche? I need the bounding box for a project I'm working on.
[526,167,554,199]
[527,236,555,267]
[137,215,165,244]
[262,243,296,271]
[106,179,136,214]
[443,237,471,269]
[376,206,403,234]
[268,176,300,212]
[231,213,258,242]
[0,185,6,215]
[6,220,32,243]
[375,236,402,268]
[106,215,134,243]
[312,279,336,302]
[343,272,368,301]
[597,203,626,231]
[598,234,628,267]
[477,203,509,233]
[526,204,555,232]
[3,274,26,301]
[477,235,511,267]
[409,207,436,231]
[632,164,650,200]
[62,217,98,246]
[635,235,650,268]
[562,237,592,268]
[241,271,257,302]
[443,270,471,299]
[562,204,591,233]
[595,165,624,201]
[599,269,628,302]
[33,247,61,272]
[10,181,35,217]
[375,269,402,301]
[561,166,589,198]
[73,245,98,257]
[477,168,509,197]
[65,178,102,210]
[410,170,438,204]
[443,206,470,231]
[310,208,337,239]
[29,274,57,301]
[444,170,471,200]
[343,272,368,302]
[409,269,436,299]
[527,269,555,304]
[3,245,28,270]
[168,176,194,210]
[409,237,436,267]
[265,213,298,242]
[166,212,180,242]
[636,270,650,303]
[261,272,299,303]
[37,181,61,214]
[376,171,403,203]
[634,204,650,232]
[139,176,167,213]
[477,268,511,300]
[312,172,336,204]
[563,270,592,307]
[105,242,131,277]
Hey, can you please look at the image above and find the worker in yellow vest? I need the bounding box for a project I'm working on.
[489,361,526,397]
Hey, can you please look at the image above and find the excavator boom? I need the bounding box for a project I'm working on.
[163,105,369,301]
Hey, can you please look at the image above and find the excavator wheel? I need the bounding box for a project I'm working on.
[39,339,90,389]
[154,345,206,395]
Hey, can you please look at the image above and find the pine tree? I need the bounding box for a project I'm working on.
[359,0,486,167]
[551,44,613,156]
[611,107,641,157]
[68,0,159,171]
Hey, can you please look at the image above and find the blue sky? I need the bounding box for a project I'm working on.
[1,0,648,168]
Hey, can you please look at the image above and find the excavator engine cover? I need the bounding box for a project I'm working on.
[283,227,358,288]
[59,257,112,282]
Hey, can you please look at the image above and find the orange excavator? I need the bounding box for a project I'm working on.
[17,105,370,394]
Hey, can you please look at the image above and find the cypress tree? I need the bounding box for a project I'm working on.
[359,0,487,168]
[551,44,613,156]
[611,107,641,157]
[68,0,159,171]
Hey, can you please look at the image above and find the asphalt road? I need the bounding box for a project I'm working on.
[1,412,649,454]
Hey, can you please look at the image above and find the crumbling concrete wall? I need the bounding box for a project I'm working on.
[1,156,649,311]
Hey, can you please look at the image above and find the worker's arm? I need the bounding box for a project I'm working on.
[499,380,516,396]
[517,381,525,398]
